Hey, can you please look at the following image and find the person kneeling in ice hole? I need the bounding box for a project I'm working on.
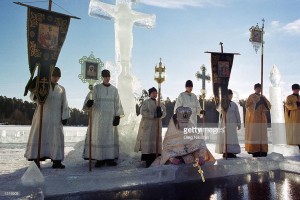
[152,106,215,166]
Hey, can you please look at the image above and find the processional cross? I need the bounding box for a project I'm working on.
[249,18,265,94]
[154,58,166,157]
[195,65,211,109]
[78,52,104,172]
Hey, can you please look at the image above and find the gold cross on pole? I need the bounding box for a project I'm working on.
[154,58,166,84]
[193,158,205,182]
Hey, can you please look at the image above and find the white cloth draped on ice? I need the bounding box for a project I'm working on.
[215,101,241,154]
[174,92,201,127]
[134,98,166,154]
[24,84,70,161]
[83,84,124,160]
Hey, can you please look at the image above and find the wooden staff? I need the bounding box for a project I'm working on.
[219,87,227,160]
[88,87,93,171]
[37,103,44,168]
[223,111,228,160]
[88,108,93,171]
[201,95,209,161]
[36,0,53,170]
[201,94,205,133]
[48,0,52,11]
[156,85,161,158]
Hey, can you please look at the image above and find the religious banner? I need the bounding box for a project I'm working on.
[24,6,70,104]
[249,20,264,53]
[208,52,235,112]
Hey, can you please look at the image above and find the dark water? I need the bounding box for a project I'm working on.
[47,170,300,200]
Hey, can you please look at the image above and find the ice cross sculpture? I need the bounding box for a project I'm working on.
[89,0,156,76]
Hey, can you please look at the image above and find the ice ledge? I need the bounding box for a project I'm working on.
[44,165,178,197]
[44,153,300,198]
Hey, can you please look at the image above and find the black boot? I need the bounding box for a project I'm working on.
[142,154,157,168]
[260,152,267,157]
[95,160,105,168]
[228,153,237,158]
[145,160,152,168]
[252,152,260,157]
[52,160,65,169]
[106,159,117,166]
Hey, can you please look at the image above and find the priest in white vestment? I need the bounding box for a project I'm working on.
[134,87,166,167]
[152,106,215,166]
[174,80,203,127]
[215,89,241,158]
[24,67,70,169]
[83,69,124,167]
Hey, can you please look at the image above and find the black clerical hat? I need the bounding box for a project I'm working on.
[148,87,157,95]
[254,83,261,89]
[101,69,110,77]
[52,67,61,77]
[292,84,300,90]
[185,80,193,87]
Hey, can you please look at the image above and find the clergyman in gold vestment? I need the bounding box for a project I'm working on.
[245,83,271,157]
[285,84,300,150]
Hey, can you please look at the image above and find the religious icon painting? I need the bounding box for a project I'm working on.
[251,30,262,43]
[85,62,99,80]
[78,52,104,85]
[37,24,59,50]
[218,61,230,77]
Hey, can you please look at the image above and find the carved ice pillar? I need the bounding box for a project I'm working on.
[269,65,286,145]
[269,65,299,156]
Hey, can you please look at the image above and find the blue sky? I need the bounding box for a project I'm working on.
[1,0,300,109]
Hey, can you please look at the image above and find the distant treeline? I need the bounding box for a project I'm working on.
[0,95,221,127]
[0,96,36,125]
[0,96,88,126]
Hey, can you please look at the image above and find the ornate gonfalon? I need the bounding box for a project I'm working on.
[23,5,71,104]
[205,44,240,112]
[15,0,79,169]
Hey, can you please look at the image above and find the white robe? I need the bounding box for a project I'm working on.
[83,83,124,160]
[174,92,201,127]
[134,98,166,154]
[215,101,241,154]
[24,84,70,161]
